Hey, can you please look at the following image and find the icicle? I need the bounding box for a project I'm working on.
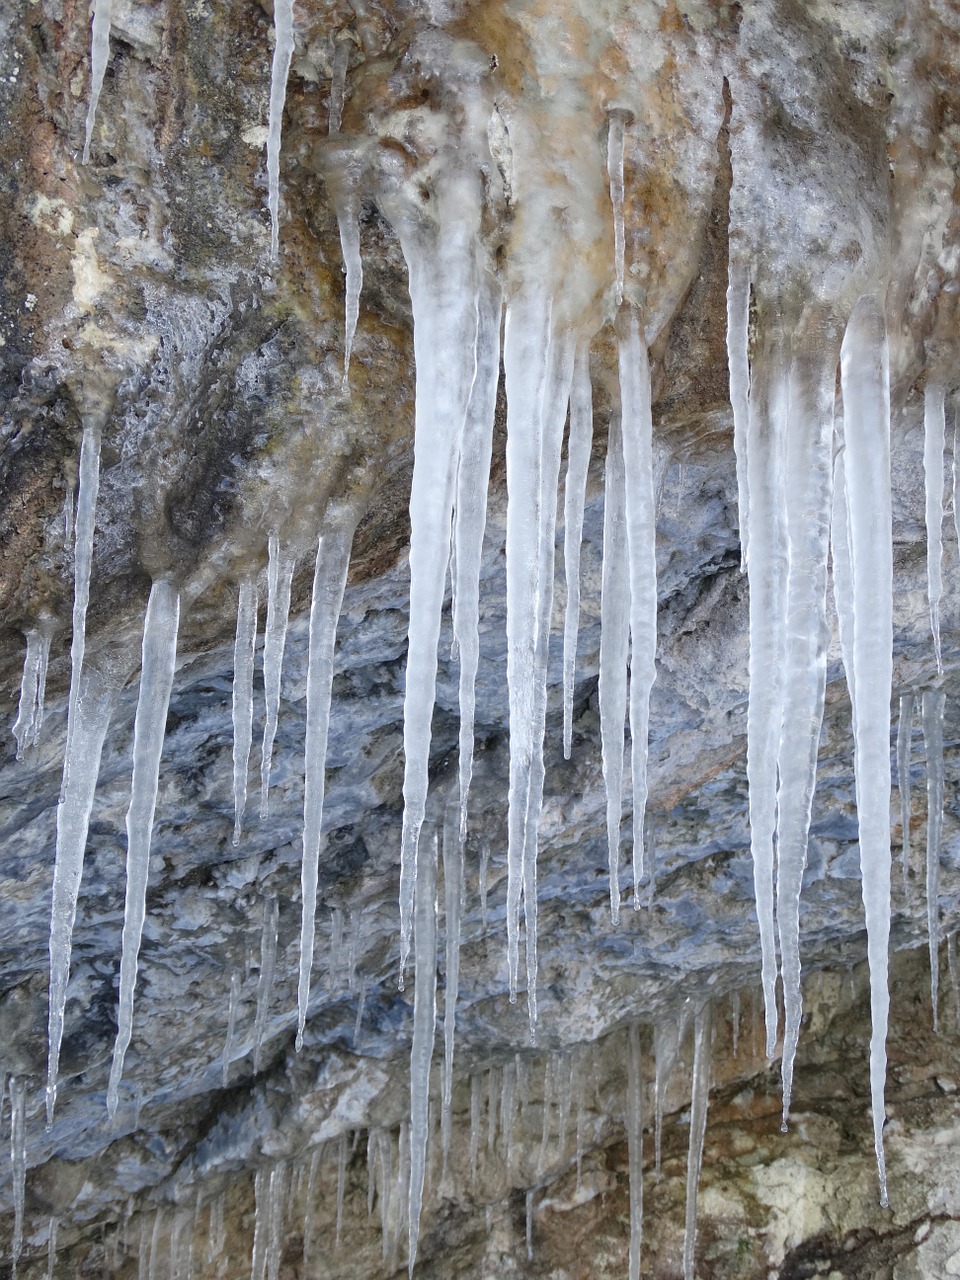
[606,108,632,308]
[336,195,363,387]
[626,1024,643,1280]
[831,448,856,715]
[328,32,351,135]
[394,1123,410,1273]
[395,175,482,987]
[453,272,502,839]
[654,1018,682,1177]
[148,1207,165,1280]
[599,410,629,923]
[682,1002,712,1280]
[898,693,916,893]
[556,1053,572,1157]
[265,1162,287,1280]
[486,1065,499,1154]
[259,536,295,819]
[954,409,960,556]
[353,984,366,1046]
[839,298,893,1204]
[441,800,462,1157]
[63,473,75,549]
[66,424,102,748]
[82,0,113,164]
[254,896,279,1073]
[266,0,295,259]
[479,840,489,926]
[13,625,52,758]
[302,1147,320,1269]
[232,580,258,847]
[469,1074,480,1185]
[727,259,751,570]
[536,1057,554,1177]
[949,931,960,1030]
[47,1214,58,1280]
[525,1189,534,1262]
[250,1169,268,1280]
[107,579,181,1118]
[408,827,438,1276]
[924,383,946,674]
[618,307,658,898]
[10,1076,25,1280]
[222,969,240,1088]
[731,990,740,1060]
[297,518,354,1049]
[501,1058,517,1180]
[923,687,945,1033]
[562,345,594,759]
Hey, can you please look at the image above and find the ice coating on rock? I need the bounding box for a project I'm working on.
[232,580,258,847]
[562,345,594,759]
[923,687,945,1033]
[82,0,113,164]
[108,580,181,1117]
[683,1002,712,1280]
[923,383,946,673]
[600,411,629,922]
[407,825,437,1277]
[259,535,295,820]
[266,0,295,259]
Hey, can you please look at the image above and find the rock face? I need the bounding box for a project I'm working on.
[0,0,959,1277]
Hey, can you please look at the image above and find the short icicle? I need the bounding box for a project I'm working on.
[626,1023,643,1280]
[82,0,113,164]
[922,686,946,1033]
[297,516,355,1049]
[897,692,916,893]
[232,580,258,846]
[254,896,280,1073]
[562,344,594,759]
[617,306,658,901]
[923,383,946,674]
[408,826,438,1277]
[108,579,181,1117]
[682,1002,713,1280]
[838,298,893,1205]
[266,0,295,259]
[259,535,295,820]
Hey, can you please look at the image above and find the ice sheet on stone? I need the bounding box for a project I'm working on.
[408,826,437,1276]
[232,580,258,847]
[82,0,113,164]
[600,410,629,922]
[923,383,946,673]
[260,535,295,820]
[108,579,181,1117]
[254,895,279,1073]
[683,1002,712,1280]
[923,687,945,1033]
[266,0,295,258]
[562,344,594,759]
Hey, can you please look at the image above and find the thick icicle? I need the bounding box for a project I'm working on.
[10,1076,25,1280]
[254,896,279,1073]
[923,383,946,674]
[395,173,481,985]
[682,1003,712,1280]
[67,424,102,747]
[82,0,113,164]
[606,109,632,308]
[107,580,180,1118]
[626,1024,643,1280]
[408,828,438,1277]
[839,298,893,1204]
[898,693,916,893]
[599,411,629,923]
[441,800,462,1151]
[727,260,751,570]
[618,308,657,899]
[923,687,945,1032]
[297,518,354,1050]
[562,345,594,759]
[13,625,52,758]
[222,969,240,1087]
[232,580,258,847]
[46,664,114,1126]
[259,536,295,819]
[452,272,502,839]
[266,0,295,259]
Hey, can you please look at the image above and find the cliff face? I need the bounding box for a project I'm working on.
[1,1,959,1277]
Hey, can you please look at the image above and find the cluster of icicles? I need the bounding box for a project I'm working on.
[5,7,953,1280]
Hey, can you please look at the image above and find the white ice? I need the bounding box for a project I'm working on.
[562,345,594,759]
[232,580,258,846]
[441,800,462,1153]
[82,0,113,164]
[259,535,295,820]
[266,0,295,259]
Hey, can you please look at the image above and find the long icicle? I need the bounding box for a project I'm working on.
[599,410,629,924]
[923,383,946,674]
[259,535,295,820]
[562,345,594,759]
[453,271,502,840]
[82,0,113,164]
[407,825,438,1277]
[107,579,181,1117]
[897,692,916,894]
[266,0,295,259]
[682,1002,713,1280]
[618,307,657,903]
[46,665,114,1127]
[839,297,893,1205]
[297,517,354,1049]
[922,686,945,1033]
[232,580,258,847]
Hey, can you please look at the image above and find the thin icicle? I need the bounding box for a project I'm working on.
[525,1189,534,1262]
[562,345,594,759]
[682,1003,712,1280]
[626,1024,643,1280]
[10,1076,25,1280]
[898,693,916,893]
[265,1162,287,1280]
[47,1215,58,1280]
[618,308,657,899]
[441,800,462,1152]
[222,969,241,1087]
[923,687,945,1033]
[250,1169,268,1280]
[727,259,751,570]
[336,197,363,387]
[923,383,946,674]
[254,896,279,1073]
[297,518,354,1050]
[654,1018,681,1177]
[107,579,181,1118]
[266,0,295,259]
[259,536,295,819]
[453,272,502,839]
[67,424,102,751]
[731,990,740,1059]
[606,108,632,308]
[232,580,258,847]
[82,0,113,164]
[13,626,51,758]
[839,298,893,1204]
[46,663,114,1125]
[536,1057,554,1177]
[328,33,351,134]
[599,411,629,923]
[469,1074,480,1185]
[408,828,437,1275]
